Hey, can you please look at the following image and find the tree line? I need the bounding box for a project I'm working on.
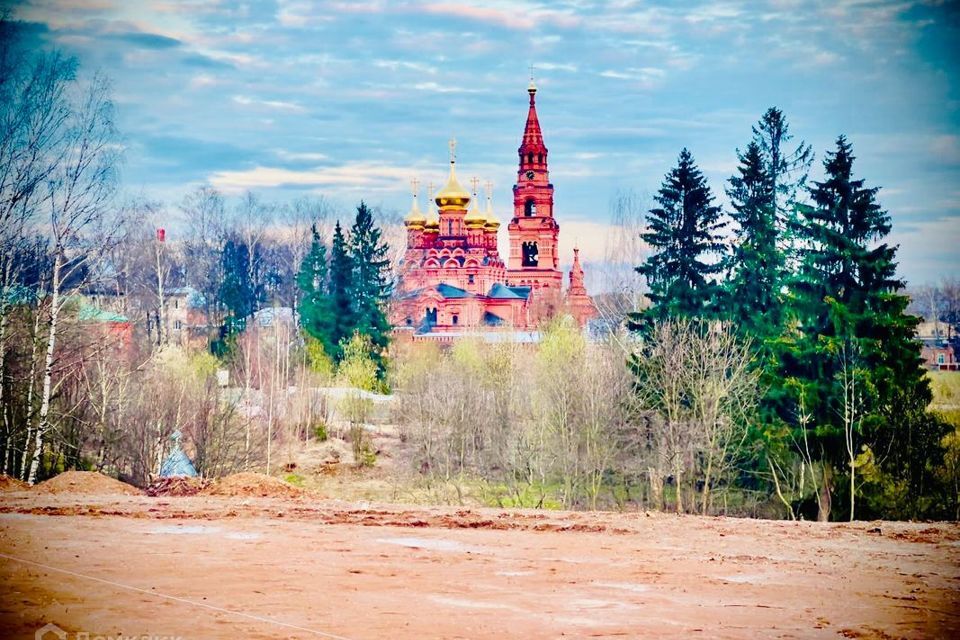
[0,26,394,484]
[297,202,392,377]
[631,108,953,521]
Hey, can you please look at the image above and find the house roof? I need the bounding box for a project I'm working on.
[78,305,129,324]
[169,286,206,309]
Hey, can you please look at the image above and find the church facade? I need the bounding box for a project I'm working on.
[392,82,596,335]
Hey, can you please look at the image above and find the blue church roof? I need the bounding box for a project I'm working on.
[436,283,473,299]
[487,283,531,300]
[483,311,505,326]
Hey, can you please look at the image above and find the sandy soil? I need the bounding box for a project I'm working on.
[1,490,957,639]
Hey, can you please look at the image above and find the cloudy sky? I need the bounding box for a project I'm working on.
[9,0,959,284]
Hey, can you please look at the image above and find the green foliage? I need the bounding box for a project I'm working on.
[295,205,392,375]
[219,235,263,322]
[348,202,392,377]
[297,225,338,360]
[302,333,335,379]
[351,425,377,468]
[751,107,814,268]
[723,141,783,337]
[338,332,380,392]
[628,114,953,521]
[328,220,354,361]
[634,148,726,326]
[482,482,564,510]
[930,372,960,408]
[284,473,305,487]
[313,421,328,442]
[780,136,946,520]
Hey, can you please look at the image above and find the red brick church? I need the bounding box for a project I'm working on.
[392,81,596,335]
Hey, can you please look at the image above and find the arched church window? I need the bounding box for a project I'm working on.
[527,153,533,164]
[522,241,539,267]
[538,154,543,163]
[452,314,459,326]
[524,199,536,217]
[425,307,437,326]
[468,274,475,285]
[447,220,453,235]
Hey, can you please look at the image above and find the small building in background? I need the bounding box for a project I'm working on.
[917,319,959,371]
[164,286,211,349]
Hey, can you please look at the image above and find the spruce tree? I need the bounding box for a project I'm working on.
[724,141,781,336]
[328,220,353,362]
[348,201,392,375]
[789,136,943,519]
[752,107,813,271]
[296,225,336,359]
[634,148,725,324]
[219,235,263,331]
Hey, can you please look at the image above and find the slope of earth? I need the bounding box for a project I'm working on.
[0,491,957,639]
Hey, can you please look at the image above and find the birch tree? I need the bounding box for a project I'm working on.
[26,72,121,483]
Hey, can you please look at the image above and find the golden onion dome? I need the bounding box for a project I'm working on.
[404,187,426,228]
[482,180,499,231]
[464,179,486,228]
[435,138,471,210]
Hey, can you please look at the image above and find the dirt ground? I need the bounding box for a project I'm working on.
[1,490,958,639]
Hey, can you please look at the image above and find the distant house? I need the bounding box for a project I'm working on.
[165,287,211,349]
[917,319,959,371]
[922,342,958,371]
[78,304,133,352]
[251,306,296,329]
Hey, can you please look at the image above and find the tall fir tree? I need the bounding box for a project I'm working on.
[348,201,392,375]
[788,136,943,519]
[328,220,354,362]
[296,225,336,360]
[219,235,263,330]
[633,148,726,325]
[752,107,813,272]
[724,141,781,336]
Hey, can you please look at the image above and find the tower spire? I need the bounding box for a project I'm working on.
[519,78,547,178]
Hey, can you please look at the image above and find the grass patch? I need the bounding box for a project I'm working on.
[929,371,960,408]
[283,473,305,488]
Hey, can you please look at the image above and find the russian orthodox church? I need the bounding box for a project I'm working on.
[392,81,596,335]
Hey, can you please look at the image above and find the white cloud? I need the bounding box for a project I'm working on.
[374,59,438,74]
[413,82,485,94]
[188,73,217,89]
[274,150,330,162]
[232,95,306,112]
[208,162,418,193]
[599,67,667,88]
[535,62,578,73]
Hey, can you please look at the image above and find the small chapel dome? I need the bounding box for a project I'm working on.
[424,212,440,232]
[404,188,426,229]
[482,180,499,231]
[464,179,486,228]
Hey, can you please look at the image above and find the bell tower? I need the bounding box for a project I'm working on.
[507,79,563,300]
